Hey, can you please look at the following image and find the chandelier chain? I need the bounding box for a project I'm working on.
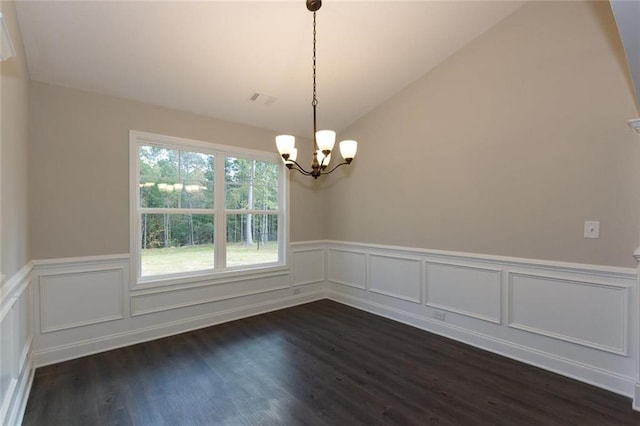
[312,10,318,143]
[312,11,317,108]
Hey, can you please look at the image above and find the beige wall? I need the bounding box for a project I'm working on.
[327,1,640,268]
[1,1,30,277]
[29,82,325,260]
[25,1,640,267]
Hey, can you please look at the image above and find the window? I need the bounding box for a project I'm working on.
[130,131,287,285]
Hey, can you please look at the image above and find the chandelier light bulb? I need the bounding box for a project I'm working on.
[315,130,336,153]
[339,140,358,161]
[276,135,296,156]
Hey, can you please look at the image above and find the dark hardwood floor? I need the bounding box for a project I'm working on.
[23,300,640,425]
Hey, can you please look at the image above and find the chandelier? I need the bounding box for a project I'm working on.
[275,0,358,179]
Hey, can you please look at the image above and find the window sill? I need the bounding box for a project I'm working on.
[131,263,290,293]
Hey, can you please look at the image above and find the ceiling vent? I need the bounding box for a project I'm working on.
[248,92,277,107]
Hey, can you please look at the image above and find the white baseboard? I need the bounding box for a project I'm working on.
[5,353,34,426]
[328,291,635,397]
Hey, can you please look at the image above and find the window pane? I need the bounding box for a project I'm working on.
[139,146,214,209]
[140,214,214,276]
[225,158,279,210]
[179,150,215,209]
[226,214,278,267]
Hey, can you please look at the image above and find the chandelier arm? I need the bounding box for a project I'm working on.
[284,158,313,176]
[319,154,328,169]
[290,166,313,176]
[293,167,314,176]
[320,161,351,175]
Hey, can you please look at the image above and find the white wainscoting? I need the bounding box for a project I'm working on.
[292,244,326,287]
[40,267,125,332]
[507,272,629,355]
[369,253,422,303]
[0,263,34,426]
[328,248,366,289]
[131,271,290,316]
[325,240,638,399]
[16,240,640,414]
[425,261,502,324]
[31,243,325,367]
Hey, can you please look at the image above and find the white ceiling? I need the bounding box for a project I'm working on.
[15,0,525,137]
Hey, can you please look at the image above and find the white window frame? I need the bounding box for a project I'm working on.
[129,130,288,289]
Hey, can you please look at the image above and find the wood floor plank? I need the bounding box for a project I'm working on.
[23,300,640,425]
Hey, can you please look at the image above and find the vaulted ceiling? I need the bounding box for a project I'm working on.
[15,1,525,137]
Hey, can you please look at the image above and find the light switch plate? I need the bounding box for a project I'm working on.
[584,221,600,239]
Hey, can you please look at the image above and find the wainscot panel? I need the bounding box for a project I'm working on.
[425,260,502,324]
[131,272,290,316]
[508,272,629,355]
[369,253,422,303]
[40,268,125,332]
[0,264,34,426]
[328,248,366,289]
[291,244,326,286]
